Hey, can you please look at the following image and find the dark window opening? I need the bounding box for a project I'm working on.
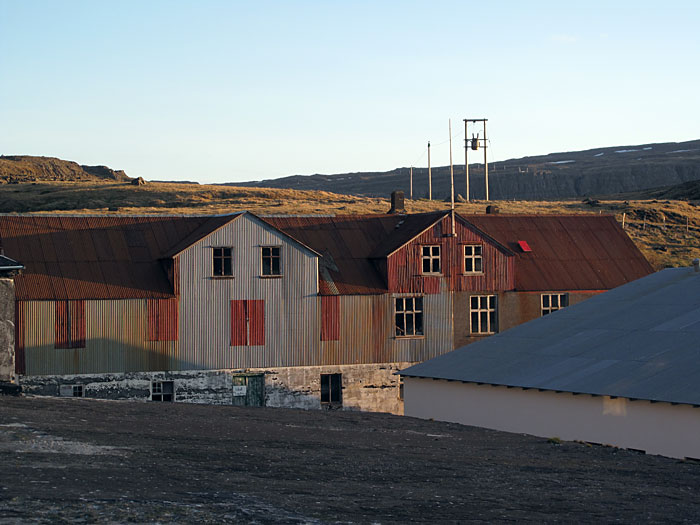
[320,373,342,404]
[395,296,424,337]
[464,245,483,273]
[72,385,83,397]
[470,295,497,334]
[421,245,441,274]
[541,293,569,316]
[152,380,174,402]
[261,246,282,276]
[213,247,233,277]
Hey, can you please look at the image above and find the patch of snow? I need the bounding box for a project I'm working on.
[643,147,653,150]
[548,160,576,164]
[594,152,605,157]
[668,149,697,154]
[615,149,639,153]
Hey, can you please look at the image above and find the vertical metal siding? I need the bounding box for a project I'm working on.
[14,301,25,375]
[177,214,320,370]
[147,298,178,342]
[387,216,514,294]
[22,299,179,375]
[321,295,340,341]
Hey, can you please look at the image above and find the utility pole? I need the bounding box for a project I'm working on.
[409,166,413,200]
[449,119,456,236]
[483,119,489,201]
[463,119,469,202]
[427,141,432,200]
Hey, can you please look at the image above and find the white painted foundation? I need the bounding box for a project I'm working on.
[404,377,700,459]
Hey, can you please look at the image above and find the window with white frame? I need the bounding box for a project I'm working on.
[395,296,424,337]
[421,245,441,274]
[470,295,497,334]
[261,246,282,276]
[541,293,568,316]
[464,245,483,273]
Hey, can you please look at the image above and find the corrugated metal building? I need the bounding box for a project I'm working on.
[0,210,653,412]
[401,264,700,459]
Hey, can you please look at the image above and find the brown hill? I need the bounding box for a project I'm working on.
[0,155,130,183]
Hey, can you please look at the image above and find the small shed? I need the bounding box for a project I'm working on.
[401,264,700,459]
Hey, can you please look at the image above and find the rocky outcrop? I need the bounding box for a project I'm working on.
[0,156,131,183]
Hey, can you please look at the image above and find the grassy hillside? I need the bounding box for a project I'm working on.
[0,180,698,270]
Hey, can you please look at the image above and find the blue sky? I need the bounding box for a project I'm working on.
[1,1,698,184]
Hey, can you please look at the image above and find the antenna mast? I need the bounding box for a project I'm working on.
[427,141,432,200]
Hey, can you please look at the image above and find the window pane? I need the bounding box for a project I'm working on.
[415,312,423,335]
[432,246,440,256]
[474,246,482,256]
[213,258,222,276]
[471,296,478,309]
[395,298,403,311]
[471,312,479,331]
[406,314,414,335]
[423,259,431,273]
[480,296,488,309]
[465,246,473,256]
[223,257,232,276]
[480,312,488,331]
[432,259,440,272]
[465,258,473,272]
[272,257,280,275]
[542,295,550,307]
[489,311,496,331]
[489,296,496,309]
[395,314,405,336]
[415,297,423,311]
[223,247,232,257]
[262,258,271,275]
[271,246,280,257]
[474,258,482,272]
[552,295,559,307]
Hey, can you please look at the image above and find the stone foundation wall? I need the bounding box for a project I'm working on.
[19,362,414,414]
[0,279,15,383]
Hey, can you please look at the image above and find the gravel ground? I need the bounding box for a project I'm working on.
[0,396,699,523]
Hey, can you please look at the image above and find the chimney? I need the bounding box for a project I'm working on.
[693,258,699,273]
[486,205,499,214]
[389,191,405,214]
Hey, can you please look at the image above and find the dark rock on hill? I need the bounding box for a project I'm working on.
[226,139,700,201]
[0,155,131,184]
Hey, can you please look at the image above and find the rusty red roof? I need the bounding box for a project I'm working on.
[465,214,654,291]
[0,211,652,300]
[0,215,235,300]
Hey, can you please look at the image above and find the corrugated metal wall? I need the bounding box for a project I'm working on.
[388,215,514,294]
[20,299,178,375]
[320,292,454,366]
[177,214,321,370]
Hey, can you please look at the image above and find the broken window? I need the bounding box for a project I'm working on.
[230,300,265,346]
[261,246,282,276]
[213,247,233,277]
[464,245,483,273]
[151,380,174,402]
[320,373,342,404]
[470,295,497,334]
[541,293,568,316]
[55,300,86,349]
[395,296,424,337]
[421,245,441,274]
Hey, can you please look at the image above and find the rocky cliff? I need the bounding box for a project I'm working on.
[227,140,700,200]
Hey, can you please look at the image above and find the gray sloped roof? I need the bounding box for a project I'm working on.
[400,267,700,406]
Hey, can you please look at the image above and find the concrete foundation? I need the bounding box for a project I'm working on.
[19,362,413,414]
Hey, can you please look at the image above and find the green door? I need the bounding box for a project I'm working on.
[232,374,265,407]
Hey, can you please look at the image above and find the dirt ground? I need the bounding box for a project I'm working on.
[0,397,699,523]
